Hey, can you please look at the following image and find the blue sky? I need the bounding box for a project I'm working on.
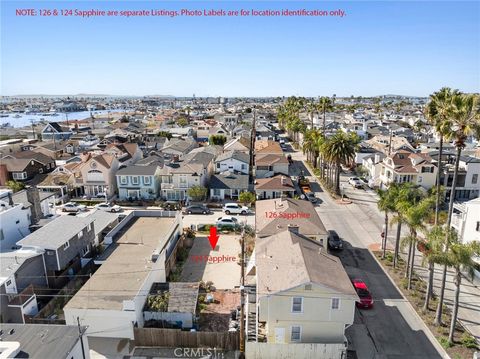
[1,1,479,97]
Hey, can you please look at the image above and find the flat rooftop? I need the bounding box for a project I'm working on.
[0,324,82,359]
[65,216,176,311]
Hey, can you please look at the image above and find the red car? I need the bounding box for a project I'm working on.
[352,279,373,308]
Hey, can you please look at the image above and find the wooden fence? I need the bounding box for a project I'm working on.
[134,328,239,351]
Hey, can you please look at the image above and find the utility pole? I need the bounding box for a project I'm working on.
[239,222,246,356]
[388,129,393,155]
[77,317,86,359]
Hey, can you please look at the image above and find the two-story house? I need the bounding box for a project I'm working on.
[215,151,250,175]
[41,122,74,141]
[159,162,207,201]
[80,154,120,198]
[255,154,289,179]
[1,151,56,182]
[17,215,95,288]
[431,152,480,202]
[210,171,250,200]
[0,249,47,323]
[255,228,358,345]
[116,165,162,200]
[379,151,437,190]
[160,138,198,158]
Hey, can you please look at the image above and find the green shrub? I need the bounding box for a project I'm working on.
[400,278,409,289]
[460,333,478,349]
[439,336,452,349]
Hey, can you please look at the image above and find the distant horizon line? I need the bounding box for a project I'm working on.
[0,93,432,99]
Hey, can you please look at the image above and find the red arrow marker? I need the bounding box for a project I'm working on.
[208,226,219,250]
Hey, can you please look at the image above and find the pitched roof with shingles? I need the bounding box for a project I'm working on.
[92,153,116,169]
[255,153,288,165]
[6,150,54,164]
[224,136,251,151]
[256,230,358,297]
[255,140,283,154]
[210,172,249,189]
[215,150,249,164]
[385,150,434,173]
[17,215,95,250]
[255,174,295,190]
[255,198,327,238]
[116,165,158,176]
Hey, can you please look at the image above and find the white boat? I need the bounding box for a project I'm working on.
[13,114,21,118]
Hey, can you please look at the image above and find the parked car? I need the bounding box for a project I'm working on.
[183,204,211,215]
[327,230,343,250]
[304,192,318,204]
[95,192,107,198]
[216,216,240,228]
[352,279,373,308]
[95,203,122,213]
[62,202,86,213]
[222,203,250,215]
[348,177,363,188]
[279,139,286,145]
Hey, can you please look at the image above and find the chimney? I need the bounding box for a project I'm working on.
[287,224,299,234]
[26,187,42,224]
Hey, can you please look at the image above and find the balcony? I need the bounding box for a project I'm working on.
[161,183,175,190]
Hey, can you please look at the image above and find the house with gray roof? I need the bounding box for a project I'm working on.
[116,164,162,200]
[210,171,249,200]
[254,228,358,345]
[17,215,95,284]
[215,150,250,174]
[0,324,89,359]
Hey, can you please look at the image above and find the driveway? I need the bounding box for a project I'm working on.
[180,234,241,290]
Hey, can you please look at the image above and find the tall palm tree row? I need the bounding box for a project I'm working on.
[435,92,480,326]
[321,131,360,194]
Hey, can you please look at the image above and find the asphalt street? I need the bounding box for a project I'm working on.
[286,140,446,359]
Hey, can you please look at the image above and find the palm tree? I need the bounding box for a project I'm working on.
[307,100,319,129]
[397,194,435,289]
[321,132,358,194]
[424,87,456,225]
[377,186,397,259]
[319,96,334,134]
[421,225,449,311]
[435,93,480,326]
[432,233,480,343]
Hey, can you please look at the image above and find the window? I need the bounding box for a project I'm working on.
[64,241,70,250]
[476,221,480,232]
[132,176,139,185]
[418,176,423,183]
[87,223,92,232]
[39,168,43,174]
[0,229,4,241]
[213,189,221,196]
[46,250,55,256]
[78,230,83,238]
[292,297,303,313]
[120,176,127,185]
[6,280,11,286]
[291,326,301,342]
[15,220,20,224]
[241,164,246,170]
[216,163,220,169]
[331,298,340,310]
[82,246,89,256]
[472,174,478,185]
[143,176,151,185]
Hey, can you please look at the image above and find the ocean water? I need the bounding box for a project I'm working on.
[0,110,127,128]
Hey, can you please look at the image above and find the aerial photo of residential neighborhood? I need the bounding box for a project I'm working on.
[0,1,479,359]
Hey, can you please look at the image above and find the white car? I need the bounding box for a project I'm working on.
[222,203,250,215]
[348,177,363,189]
[95,203,122,213]
[216,216,239,228]
[62,202,86,213]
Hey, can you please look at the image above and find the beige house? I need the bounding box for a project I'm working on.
[255,229,358,345]
[255,198,328,243]
[254,154,289,179]
[80,154,120,198]
[379,150,437,190]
